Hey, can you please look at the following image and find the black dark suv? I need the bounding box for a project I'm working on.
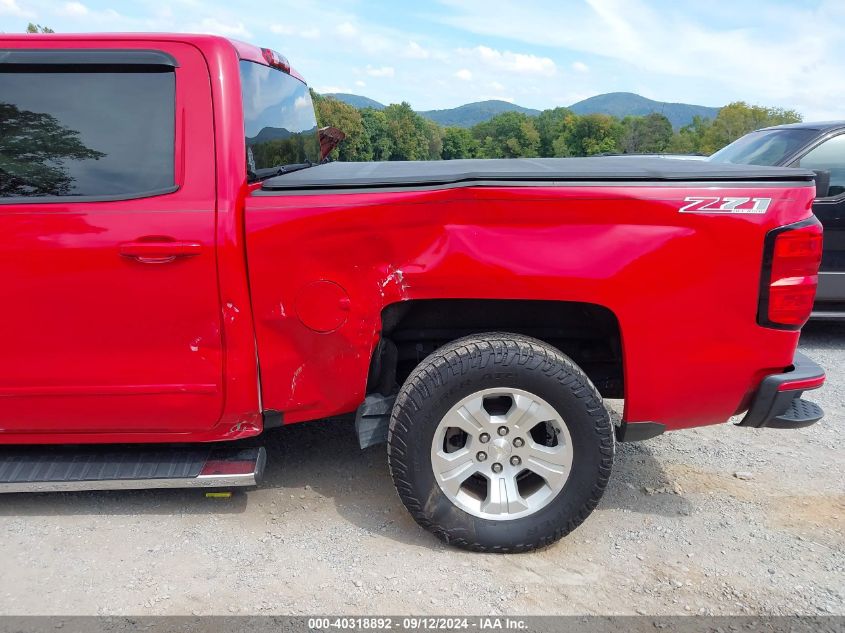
[709,121,845,319]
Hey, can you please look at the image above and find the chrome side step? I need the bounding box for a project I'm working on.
[0,445,266,493]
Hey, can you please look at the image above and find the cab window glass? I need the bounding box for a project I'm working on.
[0,65,175,198]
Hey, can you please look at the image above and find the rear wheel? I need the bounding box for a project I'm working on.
[387,333,614,552]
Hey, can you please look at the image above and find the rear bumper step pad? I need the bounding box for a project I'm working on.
[738,352,825,429]
[766,397,824,429]
[0,445,265,493]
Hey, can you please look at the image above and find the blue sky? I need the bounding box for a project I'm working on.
[2,0,843,119]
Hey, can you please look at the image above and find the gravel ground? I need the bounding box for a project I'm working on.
[0,323,842,616]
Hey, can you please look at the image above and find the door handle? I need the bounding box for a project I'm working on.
[119,239,202,264]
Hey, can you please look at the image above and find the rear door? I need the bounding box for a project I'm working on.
[791,133,845,312]
[0,42,224,435]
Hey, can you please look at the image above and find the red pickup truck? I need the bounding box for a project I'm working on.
[0,34,827,552]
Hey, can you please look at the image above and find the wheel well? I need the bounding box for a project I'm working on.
[367,299,624,398]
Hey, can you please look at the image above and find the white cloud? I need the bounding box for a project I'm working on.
[294,95,310,110]
[459,45,557,76]
[334,20,391,54]
[355,80,366,87]
[454,68,473,81]
[60,1,88,16]
[271,23,320,39]
[366,65,395,78]
[489,81,505,91]
[335,22,358,37]
[316,85,354,94]
[0,0,32,17]
[572,61,589,73]
[405,41,430,59]
[153,5,172,20]
[186,17,250,38]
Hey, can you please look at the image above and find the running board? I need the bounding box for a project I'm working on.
[0,445,266,493]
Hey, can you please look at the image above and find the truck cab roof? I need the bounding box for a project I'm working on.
[0,32,306,82]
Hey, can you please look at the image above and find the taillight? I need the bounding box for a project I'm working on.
[758,218,823,329]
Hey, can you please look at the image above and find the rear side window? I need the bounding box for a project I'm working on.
[794,134,845,198]
[239,60,320,179]
[0,57,175,199]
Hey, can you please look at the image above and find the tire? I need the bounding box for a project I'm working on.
[387,333,614,552]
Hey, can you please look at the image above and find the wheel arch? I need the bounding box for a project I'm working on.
[367,298,625,400]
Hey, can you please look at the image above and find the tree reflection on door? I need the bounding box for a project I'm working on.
[0,102,105,197]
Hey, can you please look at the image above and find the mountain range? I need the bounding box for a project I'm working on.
[324,91,721,129]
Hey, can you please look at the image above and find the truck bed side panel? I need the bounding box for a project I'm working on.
[245,182,816,430]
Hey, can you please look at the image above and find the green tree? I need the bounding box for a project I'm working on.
[423,119,444,161]
[0,102,104,196]
[472,111,540,158]
[311,92,370,161]
[382,102,431,160]
[668,115,712,154]
[535,107,577,157]
[619,113,673,154]
[566,114,623,156]
[361,108,394,161]
[699,102,801,154]
[26,23,54,33]
[441,127,478,160]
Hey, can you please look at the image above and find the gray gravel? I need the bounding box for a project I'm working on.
[0,323,842,616]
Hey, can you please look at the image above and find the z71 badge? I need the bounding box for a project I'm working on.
[680,196,771,214]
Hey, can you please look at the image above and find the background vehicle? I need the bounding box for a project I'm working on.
[709,122,845,318]
[0,34,826,552]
